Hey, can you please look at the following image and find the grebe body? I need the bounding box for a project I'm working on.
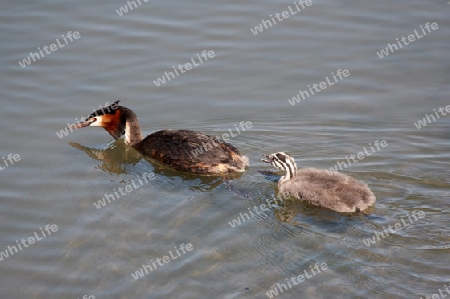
[262,152,376,213]
[71,101,248,174]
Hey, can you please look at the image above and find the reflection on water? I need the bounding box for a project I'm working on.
[69,138,243,185]
[69,141,143,175]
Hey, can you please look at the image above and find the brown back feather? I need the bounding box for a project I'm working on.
[135,130,246,174]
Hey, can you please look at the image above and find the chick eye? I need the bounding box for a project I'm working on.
[276,154,286,162]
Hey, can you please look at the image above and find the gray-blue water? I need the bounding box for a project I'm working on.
[0,1,449,298]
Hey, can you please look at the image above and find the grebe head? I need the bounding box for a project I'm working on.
[70,100,126,140]
[262,152,297,179]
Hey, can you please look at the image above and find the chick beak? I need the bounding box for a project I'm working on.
[261,154,273,163]
[69,118,96,129]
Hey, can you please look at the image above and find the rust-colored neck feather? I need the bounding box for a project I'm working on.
[102,107,143,146]
[102,109,125,140]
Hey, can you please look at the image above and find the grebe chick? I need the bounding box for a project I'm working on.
[70,101,248,174]
[261,152,376,213]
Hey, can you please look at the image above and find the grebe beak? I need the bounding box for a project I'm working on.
[261,154,273,163]
[69,118,97,129]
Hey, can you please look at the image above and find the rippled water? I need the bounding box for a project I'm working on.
[0,1,449,298]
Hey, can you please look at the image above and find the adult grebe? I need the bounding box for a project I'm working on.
[261,152,376,213]
[70,101,249,174]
